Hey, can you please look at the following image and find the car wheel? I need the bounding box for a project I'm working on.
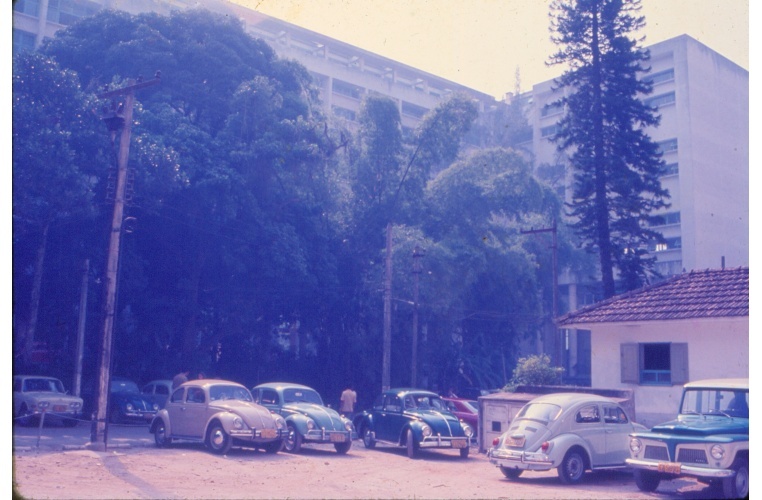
[500,466,523,480]
[263,440,283,454]
[153,419,172,448]
[722,458,748,499]
[557,449,586,484]
[362,427,376,449]
[633,469,661,492]
[206,422,232,455]
[459,445,469,459]
[334,440,352,455]
[284,423,302,453]
[406,429,418,459]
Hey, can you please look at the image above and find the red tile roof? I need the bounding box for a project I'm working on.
[557,267,748,326]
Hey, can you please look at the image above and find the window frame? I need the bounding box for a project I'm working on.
[621,342,688,386]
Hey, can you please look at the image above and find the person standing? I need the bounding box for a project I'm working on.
[340,384,357,420]
[172,370,189,389]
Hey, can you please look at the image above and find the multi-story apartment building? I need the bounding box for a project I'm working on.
[521,35,749,384]
[12,0,498,134]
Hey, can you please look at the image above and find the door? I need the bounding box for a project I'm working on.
[601,403,632,465]
[172,386,207,438]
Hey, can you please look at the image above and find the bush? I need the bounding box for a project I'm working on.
[504,354,565,391]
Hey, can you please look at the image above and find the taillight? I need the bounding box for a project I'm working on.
[492,437,500,447]
[541,441,550,452]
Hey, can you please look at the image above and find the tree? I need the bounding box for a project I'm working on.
[548,0,669,297]
[507,354,565,389]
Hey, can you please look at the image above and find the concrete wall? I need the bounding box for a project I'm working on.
[589,316,749,427]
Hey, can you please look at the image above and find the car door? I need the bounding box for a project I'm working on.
[601,403,632,465]
[571,403,606,466]
[376,395,404,442]
[258,388,282,415]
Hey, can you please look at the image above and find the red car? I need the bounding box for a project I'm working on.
[443,398,479,437]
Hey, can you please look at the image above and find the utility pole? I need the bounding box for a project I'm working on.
[73,259,89,397]
[520,219,559,364]
[411,245,425,387]
[90,74,160,450]
[382,223,393,392]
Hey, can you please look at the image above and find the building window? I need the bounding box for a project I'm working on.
[401,101,428,119]
[643,69,675,85]
[541,124,559,138]
[332,79,363,100]
[331,106,356,121]
[620,342,688,386]
[654,259,683,277]
[643,92,675,109]
[649,211,681,227]
[14,0,40,17]
[657,138,678,154]
[661,162,679,176]
[47,0,100,26]
[541,101,563,117]
[651,237,681,252]
[13,29,37,55]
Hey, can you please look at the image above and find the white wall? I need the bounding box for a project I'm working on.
[588,316,748,427]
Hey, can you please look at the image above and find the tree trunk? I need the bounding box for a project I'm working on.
[23,221,50,365]
[181,239,206,367]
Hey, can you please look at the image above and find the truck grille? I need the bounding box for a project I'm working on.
[644,445,669,461]
[677,448,708,464]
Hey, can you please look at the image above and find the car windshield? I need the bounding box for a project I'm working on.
[405,394,446,411]
[283,388,323,405]
[681,388,749,418]
[111,380,140,393]
[24,378,64,393]
[209,385,253,402]
[516,403,563,423]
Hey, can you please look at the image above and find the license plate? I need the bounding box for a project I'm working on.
[505,436,525,447]
[260,429,278,439]
[451,439,467,449]
[330,434,346,443]
[53,405,67,412]
[658,462,682,474]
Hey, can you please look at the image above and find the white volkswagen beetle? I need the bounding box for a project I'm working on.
[488,393,645,484]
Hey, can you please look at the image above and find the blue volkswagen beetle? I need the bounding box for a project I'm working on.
[252,382,355,454]
[353,388,473,459]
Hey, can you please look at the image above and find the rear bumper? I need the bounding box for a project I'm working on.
[488,448,553,471]
[304,429,353,444]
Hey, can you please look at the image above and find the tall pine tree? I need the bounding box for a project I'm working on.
[548,0,669,297]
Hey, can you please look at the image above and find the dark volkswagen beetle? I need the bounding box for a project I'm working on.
[110,377,158,424]
[353,388,473,459]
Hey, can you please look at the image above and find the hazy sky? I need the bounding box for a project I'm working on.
[238,0,749,100]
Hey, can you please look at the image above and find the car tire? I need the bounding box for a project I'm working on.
[263,440,283,454]
[557,449,586,485]
[206,422,232,455]
[722,457,749,499]
[633,469,661,492]
[153,419,172,448]
[459,445,469,459]
[500,466,523,480]
[284,423,302,453]
[406,429,418,459]
[362,427,376,449]
[334,440,352,454]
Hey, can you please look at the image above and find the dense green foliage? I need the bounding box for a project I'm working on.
[13,8,568,406]
[506,354,565,389]
[549,0,669,297]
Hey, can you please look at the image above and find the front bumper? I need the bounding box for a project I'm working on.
[121,410,157,422]
[230,428,285,442]
[304,429,354,444]
[625,458,736,479]
[419,435,469,450]
[488,447,553,471]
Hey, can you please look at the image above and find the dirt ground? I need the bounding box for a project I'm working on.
[12,440,717,500]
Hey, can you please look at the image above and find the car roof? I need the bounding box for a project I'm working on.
[253,382,315,391]
[387,388,440,397]
[525,392,617,407]
[683,378,749,390]
[145,379,172,385]
[180,378,246,388]
[14,375,61,380]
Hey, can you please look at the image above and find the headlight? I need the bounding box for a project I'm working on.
[306,419,315,430]
[70,402,82,409]
[275,416,286,429]
[344,420,353,432]
[710,444,725,460]
[126,403,134,411]
[233,417,244,430]
[421,425,432,437]
[152,403,159,411]
[38,401,50,409]
[629,438,642,454]
[462,424,473,437]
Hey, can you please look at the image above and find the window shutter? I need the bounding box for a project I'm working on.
[620,343,639,383]
[670,343,689,385]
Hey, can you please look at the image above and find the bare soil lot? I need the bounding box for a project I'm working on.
[13,439,718,500]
